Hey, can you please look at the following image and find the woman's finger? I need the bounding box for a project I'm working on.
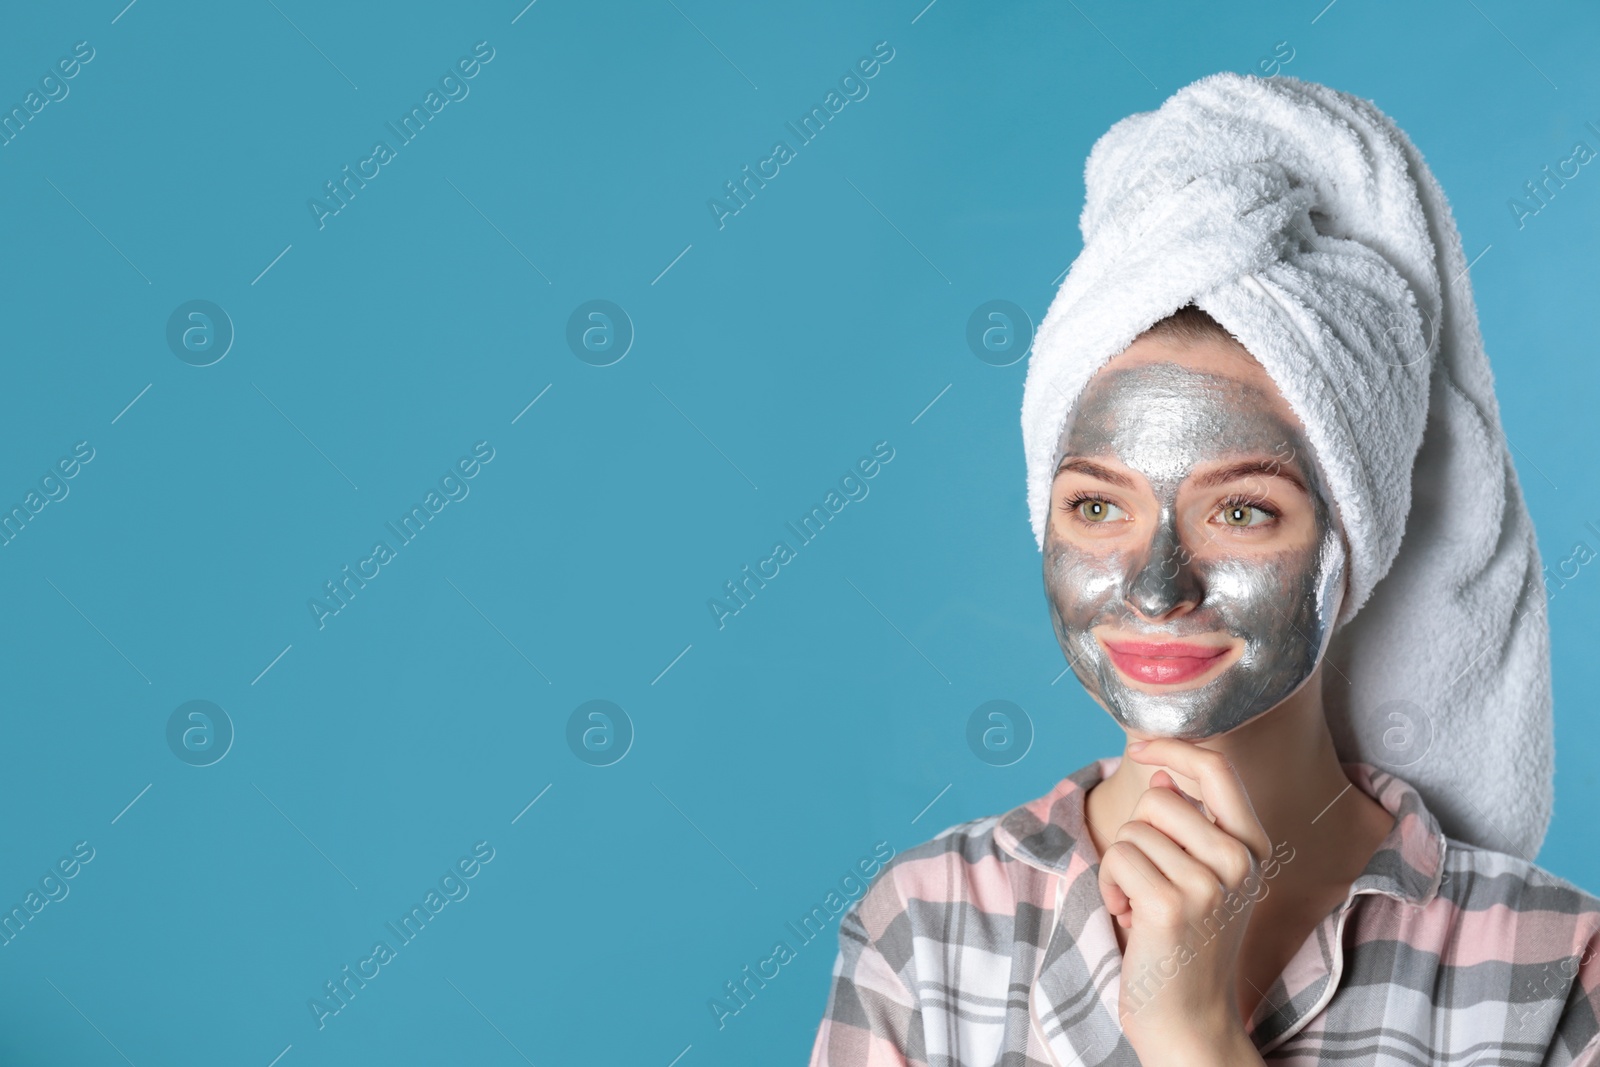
[1128,786,1258,890]
[1089,814,1134,919]
[1113,820,1229,906]
[1103,877,1133,929]
[1126,739,1272,860]
[1151,769,1205,815]
[1098,838,1184,930]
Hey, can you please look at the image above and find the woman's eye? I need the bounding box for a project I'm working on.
[1075,498,1126,523]
[1219,503,1272,527]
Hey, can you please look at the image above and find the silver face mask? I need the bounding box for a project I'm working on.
[1043,361,1345,738]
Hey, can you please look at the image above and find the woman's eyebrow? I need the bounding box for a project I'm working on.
[1055,457,1138,489]
[1189,459,1309,494]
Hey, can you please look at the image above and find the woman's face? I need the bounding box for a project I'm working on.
[1043,335,1345,739]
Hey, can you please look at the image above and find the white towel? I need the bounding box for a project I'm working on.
[1020,72,1553,858]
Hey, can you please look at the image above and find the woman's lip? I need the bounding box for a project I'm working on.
[1101,639,1230,658]
[1100,639,1232,685]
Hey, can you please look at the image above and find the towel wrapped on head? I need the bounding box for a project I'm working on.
[1021,72,1552,857]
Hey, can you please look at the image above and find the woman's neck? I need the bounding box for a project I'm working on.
[1083,666,1394,884]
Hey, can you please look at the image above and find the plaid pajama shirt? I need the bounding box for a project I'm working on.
[809,757,1600,1065]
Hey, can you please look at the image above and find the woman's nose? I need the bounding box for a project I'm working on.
[1124,511,1202,619]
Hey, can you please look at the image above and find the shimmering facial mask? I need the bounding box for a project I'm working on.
[1043,361,1345,738]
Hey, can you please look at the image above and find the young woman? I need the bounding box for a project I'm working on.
[809,73,1600,1066]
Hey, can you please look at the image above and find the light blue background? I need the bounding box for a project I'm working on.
[0,1,1595,1063]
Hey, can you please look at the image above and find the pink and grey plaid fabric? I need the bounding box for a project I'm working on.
[809,757,1600,1065]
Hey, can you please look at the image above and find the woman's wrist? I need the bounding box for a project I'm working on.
[1213,1024,1267,1067]
[1126,1017,1265,1067]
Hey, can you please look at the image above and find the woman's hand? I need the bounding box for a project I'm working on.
[1096,738,1273,1065]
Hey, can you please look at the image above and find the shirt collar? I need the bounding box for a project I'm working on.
[1002,756,1448,1061]
[995,755,1446,906]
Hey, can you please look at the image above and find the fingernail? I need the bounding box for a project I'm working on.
[1127,740,1148,752]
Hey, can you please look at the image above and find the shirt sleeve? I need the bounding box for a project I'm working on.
[808,876,926,1066]
[1544,925,1600,1067]
[1568,1034,1600,1067]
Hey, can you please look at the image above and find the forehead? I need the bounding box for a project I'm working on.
[1056,360,1313,485]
